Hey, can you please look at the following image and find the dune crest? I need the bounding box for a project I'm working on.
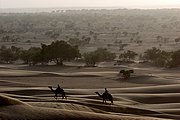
[0,94,28,106]
[0,95,163,120]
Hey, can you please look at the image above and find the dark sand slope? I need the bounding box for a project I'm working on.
[0,95,163,120]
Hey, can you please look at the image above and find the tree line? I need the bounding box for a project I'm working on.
[0,41,179,68]
[0,40,115,66]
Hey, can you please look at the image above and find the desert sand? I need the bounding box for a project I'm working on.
[0,63,179,119]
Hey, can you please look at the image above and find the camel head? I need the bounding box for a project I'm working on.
[48,86,54,92]
[95,92,102,97]
[95,92,99,94]
[129,70,134,73]
[120,69,134,74]
[120,70,125,73]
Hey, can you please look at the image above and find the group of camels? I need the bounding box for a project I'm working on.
[48,85,113,104]
[48,69,134,104]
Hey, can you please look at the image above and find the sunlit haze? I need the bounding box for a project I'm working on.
[1,0,180,9]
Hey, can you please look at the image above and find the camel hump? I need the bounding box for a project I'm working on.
[103,92,113,98]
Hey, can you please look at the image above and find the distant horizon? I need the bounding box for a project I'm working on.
[1,5,180,10]
[1,6,180,13]
[1,0,180,10]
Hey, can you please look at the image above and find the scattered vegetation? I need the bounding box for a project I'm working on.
[0,9,180,68]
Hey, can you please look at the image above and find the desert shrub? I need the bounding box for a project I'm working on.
[119,70,134,79]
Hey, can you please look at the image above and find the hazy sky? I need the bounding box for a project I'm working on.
[1,0,180,9]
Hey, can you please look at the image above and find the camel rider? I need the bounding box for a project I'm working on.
[105,88,109,94]
[57,84,61,91]
[57,84,65,92]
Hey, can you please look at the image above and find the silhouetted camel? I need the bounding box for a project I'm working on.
[95,92,113,104]
[48,86,67,99]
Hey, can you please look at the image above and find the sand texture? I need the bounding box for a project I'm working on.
[0,64,179,119]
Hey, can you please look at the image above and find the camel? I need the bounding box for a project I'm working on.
[48,86,67,99]
[95,92,113,104]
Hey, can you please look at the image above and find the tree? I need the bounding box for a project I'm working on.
[19,47,42,65]
[43,40,80,65]
[143,47,172,67]
[153,50,172,67]
[28,47,42,65]
[40,44,51,64]
[119,44,128,51]
[0,45,20,63]
[19,50,29,64]
[156,36,163,42]
[1,35,10,42]
[83,52,98,67]
[68,37,80,46]
[122,31,128,37]
[19,41,80,66]
[45,30,59,40]
[93,34,98,41]
[95,48,116,62]
[119,50,137,62]
[169,50,180,67]
[84,48,116,67]
[75,31,80,37]
[175,37,180,44]
[143,47,161,62]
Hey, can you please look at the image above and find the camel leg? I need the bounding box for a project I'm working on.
[61,94,64,99]
[104,99,106,104]
[62,93,67,99]
[111,100,113,105]
[63,94,67,99]
[62,95,67,99]
[55,94,58,100]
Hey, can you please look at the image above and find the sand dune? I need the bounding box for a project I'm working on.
[114,84,180,93]
[0,65,180,119]
[0,95,163,120]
